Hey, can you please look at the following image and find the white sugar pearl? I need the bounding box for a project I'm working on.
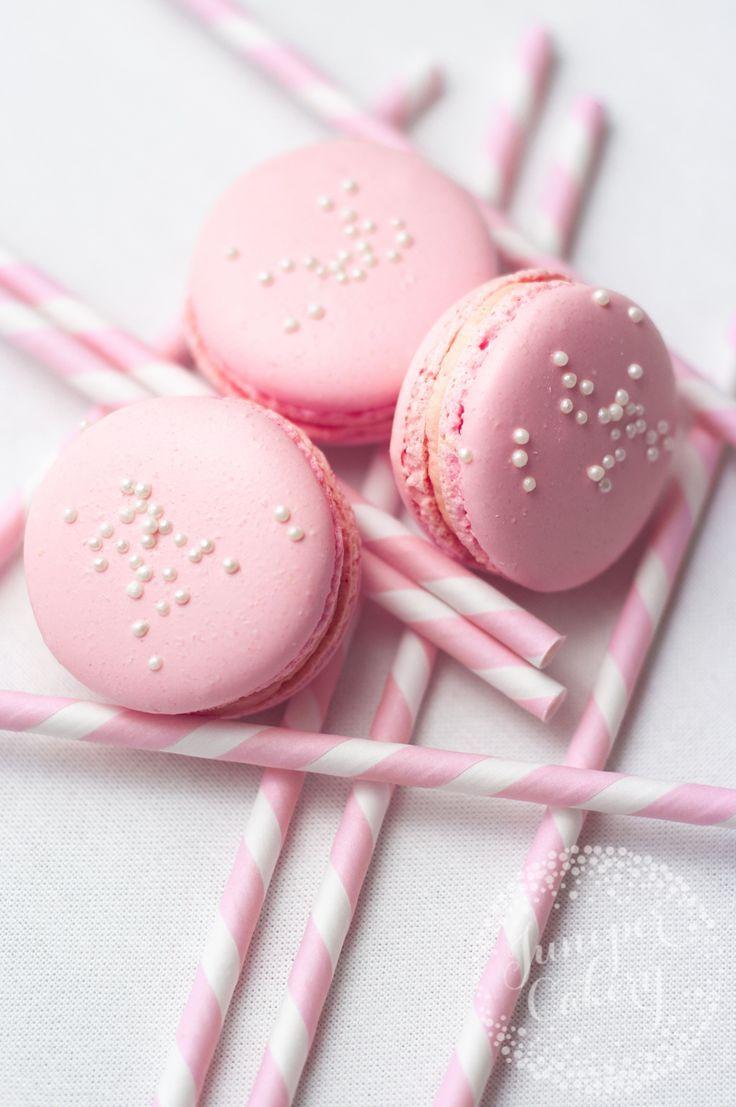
[390,217,405,228]
[364,253,378,267]
[199,538,214,554]
[663,436,675,451]
[341,208,358,223]
[155,600,170,617]
[626,402,637,416]
[645,429,658,445]
[597,407,611,424]
[341,178,358,193]
[575,410,588,425]
[335,270,348,283]
[599,478,613,494]
[657,421,670,435]
[337,250,350,262]
[134,499,148,514]
[522,476,536,493]
[288,526,305,542]
[135,482,151,499]
[158,519,172,535]
[587,465,605,482]
[615,389,629,406]
[647,447,660,462]
[279,257,295,272]
[303,256,318,270]
[551,350,569,367]
[458,447,473,464]
[225,246,240,260]
[147,503,164,518]
[602,454,615,470]
[142,516,159,535]
[87,536,102,551]
[628,305,644,323]
[148,655,163,672]
[283,317,300,334]
[93,557,108,572]
[614,448,626,462]
[257,271,273,286]
[141,534,156,549]
[626,423,637,439]
[174,589,190,605]
[316,266,327,278]
[511,449,528,469]
[173,532,187,547]
[344,225,357,238]
[307,303,325,320]
[386,249,401,263]
[579,379,594,396]
[162,567,177,582]
[608,403,624,422]
[136,565,153,582]
[610,428,621,441]
[115,539,129,554]
[351,268,366,281]
[636,404,645,416]
[63,507,77,523]
[99,522,114,538]
[126,581,143,599]
[627,363,643,380]
[120,478,134,495]
[119,507,135,524]
[274,505,291,523]
[592,289,610,306]
[396,230,413,248]
[512,428,529,445]
[317,195,333,211]
[188,547,203,563]
[636,418,647,433]
[223,558,240,574]
[132,620,149,638]
[562,372,577,389]
[560,398,574,415]
[362,219,376,232]
[355,239,368,252]
[129,553,143,569]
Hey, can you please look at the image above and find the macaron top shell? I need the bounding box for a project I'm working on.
[25,397,352,714]
[392,272,678,592]
[187,139,498,442]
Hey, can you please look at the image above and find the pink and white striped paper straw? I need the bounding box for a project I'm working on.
[674,349,736,451]
[532,95,606,256]
[362,550,566,722]
[154,451,400,1105]
[0,490,26,578]
[0,245,210,398]
[0,287,150,407]
[434,423,723,1107]
[248,630,436,1106]
[3,686,736,830]
[153,650,345,1107]
[372,56,444,129]
[174,0,409,150]
[485,27,553,208]
[346,486,564,669]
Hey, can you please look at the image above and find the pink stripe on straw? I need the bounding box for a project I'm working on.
[362,550,566,722]
[433,424,724,1107]
[153,452,399,1106]
[372,57,444,129]
[534,95,605,256]
[248,632,436,1106]
[346,485,564,668]
[3,686,736,831]
[485,27,553,208]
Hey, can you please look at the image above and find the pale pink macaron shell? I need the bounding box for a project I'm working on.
[25,397,360,715]
[392,271,678,592]
[186,139,498,443]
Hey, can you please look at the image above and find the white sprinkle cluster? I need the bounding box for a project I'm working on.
[253,173,416,334]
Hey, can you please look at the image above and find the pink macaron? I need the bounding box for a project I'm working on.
[391,270,678,592]
[185,139,499,444]
[24,397,360,715]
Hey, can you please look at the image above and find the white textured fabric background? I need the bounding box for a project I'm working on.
[1,2,735,1104]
